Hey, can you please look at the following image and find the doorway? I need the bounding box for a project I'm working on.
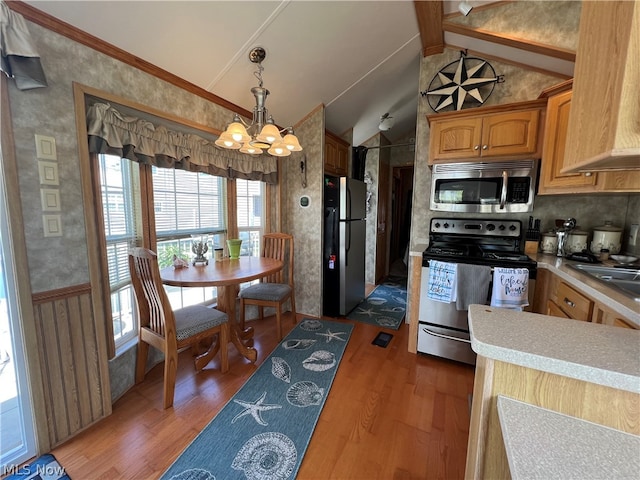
[389,166,414,278]
[0,157,37,469]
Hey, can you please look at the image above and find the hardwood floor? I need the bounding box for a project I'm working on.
[50,313,475,479]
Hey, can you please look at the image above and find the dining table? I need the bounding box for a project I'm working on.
[160,256,283,363]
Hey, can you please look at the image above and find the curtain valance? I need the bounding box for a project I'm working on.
[86,102,277,184]
[0,1,48,90]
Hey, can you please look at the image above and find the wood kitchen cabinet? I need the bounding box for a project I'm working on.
[592,304,639,329]
[533,268,637,328]
[427,99,546,164]
[535,267,593,321]
[538,82,640,194]
[551,281,593,321]
[324,130,349,176]
[562,1,639,172]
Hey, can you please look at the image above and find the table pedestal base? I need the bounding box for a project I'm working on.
[220,285,257,363]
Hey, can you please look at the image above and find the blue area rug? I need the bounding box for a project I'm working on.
[161,319,353,480]
[5,454,70,479]
[346,275,407,330]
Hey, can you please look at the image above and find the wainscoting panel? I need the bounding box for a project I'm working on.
[32,284,111,447]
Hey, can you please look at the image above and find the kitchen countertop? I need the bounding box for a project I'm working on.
[497,395,640,480]
[468,304,640,393]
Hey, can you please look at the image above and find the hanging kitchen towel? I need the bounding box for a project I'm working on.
[456,263,492,310]
[490,267,529,310]
[427,260,458,303]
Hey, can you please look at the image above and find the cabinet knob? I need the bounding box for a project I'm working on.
[482,145,488,150]
[474,145,480,150]
[563,298,576,308]
[584,172,592,177]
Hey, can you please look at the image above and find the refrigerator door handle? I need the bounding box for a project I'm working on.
[345,221,351,266]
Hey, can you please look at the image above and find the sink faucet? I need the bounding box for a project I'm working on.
[556,218,577,257]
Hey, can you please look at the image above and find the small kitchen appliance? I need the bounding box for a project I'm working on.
[430,160,538,214]
[419,217,537,365]
[591,221,623,255]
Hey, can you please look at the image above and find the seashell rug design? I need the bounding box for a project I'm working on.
[161,319,353,480]
[346,276,407,330]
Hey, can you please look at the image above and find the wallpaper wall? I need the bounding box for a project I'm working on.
[282,106,324,318]
[361,135,381,284]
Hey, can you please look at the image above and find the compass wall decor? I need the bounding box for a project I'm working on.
[421,51,504,113]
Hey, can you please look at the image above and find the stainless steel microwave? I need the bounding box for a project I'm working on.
[430,160,538,214]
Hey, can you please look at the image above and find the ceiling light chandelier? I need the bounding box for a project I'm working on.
[216,47,302,157]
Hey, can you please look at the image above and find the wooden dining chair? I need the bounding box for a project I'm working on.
[239,233,297,340]
[128,247,229,409]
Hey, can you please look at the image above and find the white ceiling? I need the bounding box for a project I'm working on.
[24,0,571,146]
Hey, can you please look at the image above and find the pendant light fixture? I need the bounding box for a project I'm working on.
[216,47,302,157]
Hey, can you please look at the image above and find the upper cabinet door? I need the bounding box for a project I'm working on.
[481,110,541,157]
[428,117,483,161]
[538,90,598,194]
[538,85,640,195]
[563,1,640,172]
[325,131,349,176]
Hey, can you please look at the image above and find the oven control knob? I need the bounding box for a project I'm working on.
[509,224,517,231]
[443,222,450,228]
[486,224,495,231]
[434,222,441,229]
[499,224,506,231]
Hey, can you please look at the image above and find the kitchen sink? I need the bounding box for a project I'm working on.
[568,264,640,301]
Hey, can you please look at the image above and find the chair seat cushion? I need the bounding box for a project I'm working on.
[174,305,228,341]
[240,283,291,302]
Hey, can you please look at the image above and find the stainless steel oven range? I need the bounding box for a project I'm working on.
[418,217,537,365]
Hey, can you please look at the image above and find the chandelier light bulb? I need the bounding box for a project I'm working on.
[257,121,282,144]
[215,131,241,149]
[240,143,262,154]
[283,130,302,151]
[268,141,291,157]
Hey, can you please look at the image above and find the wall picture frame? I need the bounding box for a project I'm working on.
[38,160,59,185]
[35,134,57,160]
[40,188,61,212]
[42,214,62,237]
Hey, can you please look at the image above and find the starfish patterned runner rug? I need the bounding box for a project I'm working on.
[346,276,407,330]
[161,318,353,480]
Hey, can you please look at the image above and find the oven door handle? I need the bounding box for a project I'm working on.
[500,170,508,210]
[422,327,471,344]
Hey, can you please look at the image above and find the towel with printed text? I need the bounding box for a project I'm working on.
[427,260,458,303]
[490,267,529,310]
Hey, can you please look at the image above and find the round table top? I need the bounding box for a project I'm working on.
[160,256,284,288]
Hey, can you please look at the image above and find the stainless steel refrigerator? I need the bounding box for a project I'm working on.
[323,176,367,316]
